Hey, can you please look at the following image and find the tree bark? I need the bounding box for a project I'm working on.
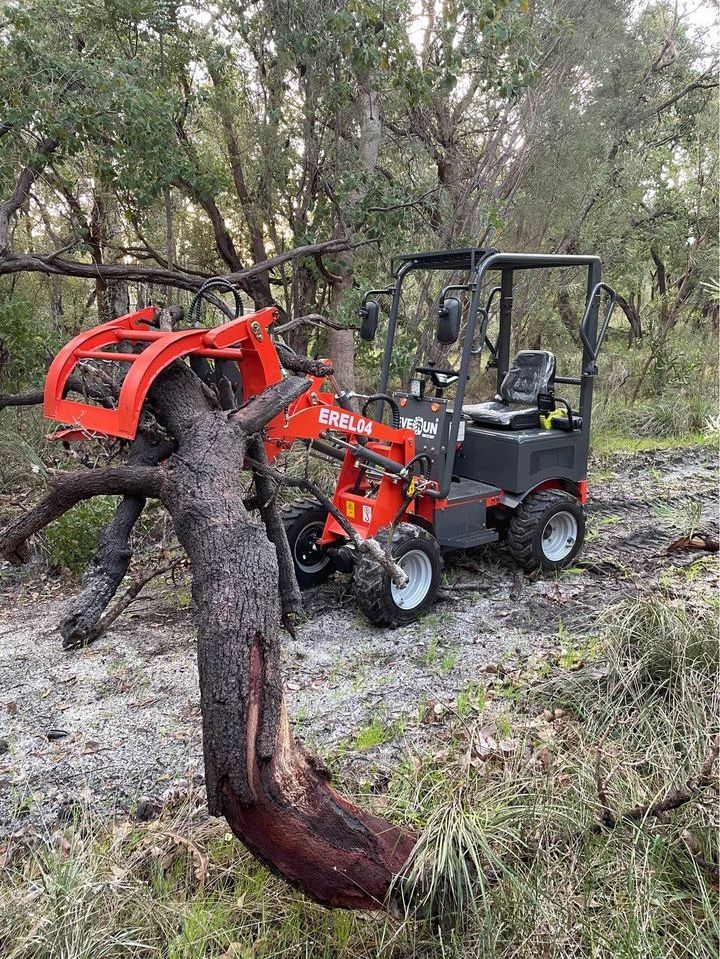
[59,433,175,648]
[145,364,415,909]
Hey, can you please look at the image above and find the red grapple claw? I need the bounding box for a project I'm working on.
[44,305,282,440]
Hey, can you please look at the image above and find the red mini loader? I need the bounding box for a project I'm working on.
[44,248,616,626]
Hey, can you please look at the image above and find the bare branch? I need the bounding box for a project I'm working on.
[0,465,165,565]
[591,734,720,832]
[275,343,333,377]
[231,375,311,435]
[65,556,184,649]
[244,456,408,588]
[0,238,354,294]
[0,136,60,253]
[274,312,357,335]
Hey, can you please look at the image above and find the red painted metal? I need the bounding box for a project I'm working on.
[44,306,280,441]
[76,350,138,362]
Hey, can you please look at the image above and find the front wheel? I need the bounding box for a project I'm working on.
[353,523,442,627]
[507,489,585,572]
[281,499,332,589]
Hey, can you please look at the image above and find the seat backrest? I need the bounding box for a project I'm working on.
[499,350,555,405]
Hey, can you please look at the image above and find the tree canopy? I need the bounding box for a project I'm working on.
[0,0,716,390]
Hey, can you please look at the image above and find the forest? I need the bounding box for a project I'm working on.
[0,0,717,956]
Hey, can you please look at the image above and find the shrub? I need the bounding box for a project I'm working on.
[0,296,62,391]
[44,496,119,573]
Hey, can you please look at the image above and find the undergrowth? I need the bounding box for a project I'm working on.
[0,593,717,958]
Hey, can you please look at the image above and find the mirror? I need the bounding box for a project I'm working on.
[437,297,461,344]
[359,300,379,341]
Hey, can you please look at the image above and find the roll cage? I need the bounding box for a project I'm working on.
[370,248,615,497]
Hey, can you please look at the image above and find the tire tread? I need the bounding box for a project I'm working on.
[507,490,583,571]
[353,523,441,627]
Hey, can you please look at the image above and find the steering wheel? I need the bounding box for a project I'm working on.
[415,364,460,388]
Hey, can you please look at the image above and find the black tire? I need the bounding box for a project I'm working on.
[353,523,442,627]
[507,489,585,572]
[281,499,332,589]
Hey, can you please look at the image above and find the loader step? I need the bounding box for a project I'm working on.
[446,477,501,504]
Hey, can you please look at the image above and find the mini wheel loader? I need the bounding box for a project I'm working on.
[43,249,616,627]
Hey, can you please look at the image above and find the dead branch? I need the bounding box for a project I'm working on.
[244,456,408,588]
[0,464,165,564]
[0,373,113,412]
[247,438,302,636]
[64,556,185,649]
[275,343,334,378]
[59,433,176,647]
[230,376,312,436]
[667,532,719,553]
[591,734,720,832]
[274,312,358,335]
[0,238,354,295]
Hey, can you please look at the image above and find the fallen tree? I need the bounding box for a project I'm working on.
[0,314,417,910]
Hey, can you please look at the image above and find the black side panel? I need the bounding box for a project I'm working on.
[434,499,499,549]
[393,393,449,481]
[455,426,588,493]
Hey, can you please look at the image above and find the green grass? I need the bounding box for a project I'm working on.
[591,429,714,455]
[354,716,393,750]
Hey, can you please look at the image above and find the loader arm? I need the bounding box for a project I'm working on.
[43,304,421,543]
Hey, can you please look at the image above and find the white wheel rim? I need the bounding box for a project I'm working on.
[541,510,578,562]
[293,522,330,574]
[391,549,433,610]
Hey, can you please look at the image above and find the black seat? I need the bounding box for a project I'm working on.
[463,350,556,429]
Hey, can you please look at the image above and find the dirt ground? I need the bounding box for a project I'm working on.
[0,444,717,835]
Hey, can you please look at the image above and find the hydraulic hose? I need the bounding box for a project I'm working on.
[361,393,401,429]
[405,453,433,480]
[187,277,244,327]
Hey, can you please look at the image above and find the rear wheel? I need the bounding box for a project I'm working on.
[507,489,585,572]
[281,499,332,589]
[353,523,442,627]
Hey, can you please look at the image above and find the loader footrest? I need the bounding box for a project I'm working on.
[446,478,501,504]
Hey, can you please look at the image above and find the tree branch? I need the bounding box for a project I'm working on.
[59,433,175,647]
[0,465,165,565]
[0,238,353,294]
[66,556,184,649]
[275,343,333,377]
[244,457,408,588]
[231,375,311,435]
[274,312,359,335]
[0,135,60,253]
[592,734,720,832]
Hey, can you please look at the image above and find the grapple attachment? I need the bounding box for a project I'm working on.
[44,305,282,440]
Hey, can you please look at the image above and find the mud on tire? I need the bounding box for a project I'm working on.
[281,498,332,589]
[353,522,442,627]
[507,489,585,572]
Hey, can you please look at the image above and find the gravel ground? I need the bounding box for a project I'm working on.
[0,444,716,834]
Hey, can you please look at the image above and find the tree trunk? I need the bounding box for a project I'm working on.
[146,364,416,909]
[616,291,643,345]
[0,353,418,912]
